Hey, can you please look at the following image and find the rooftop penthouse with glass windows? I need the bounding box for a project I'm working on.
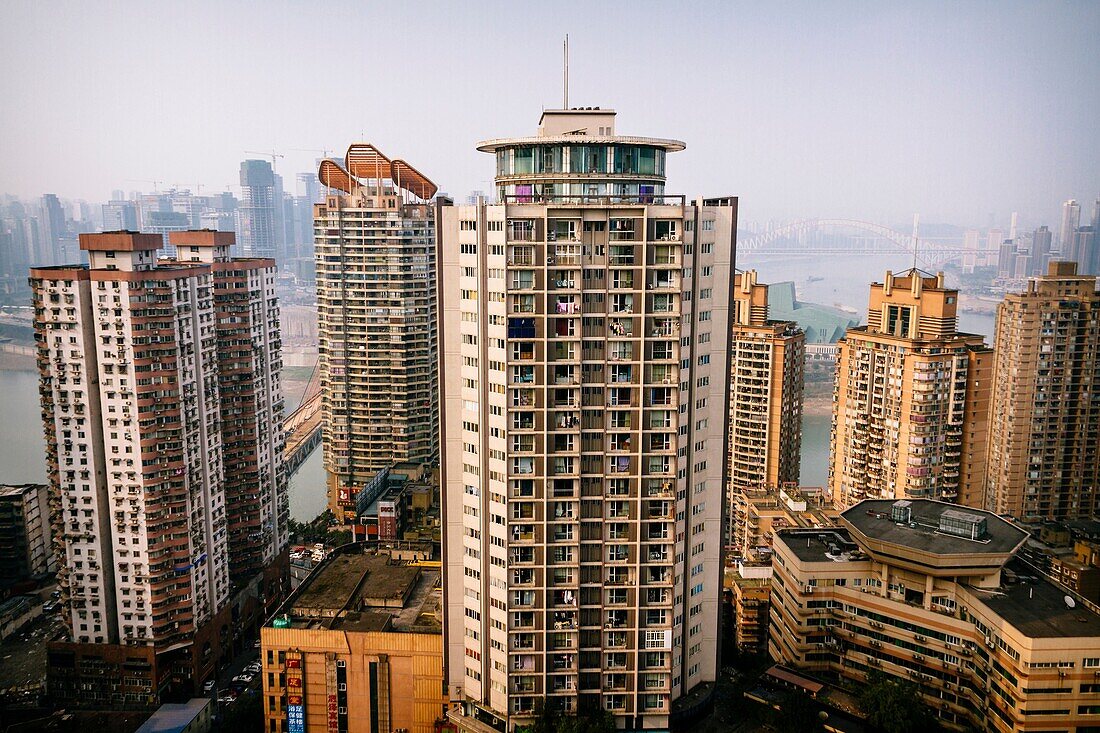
[477,108,684,205]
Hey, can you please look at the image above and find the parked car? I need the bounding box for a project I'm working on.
[203,679,216,694]
[245,662,262,674]
[232,673,255,685]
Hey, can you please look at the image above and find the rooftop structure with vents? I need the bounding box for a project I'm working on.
[840,499,1028,576]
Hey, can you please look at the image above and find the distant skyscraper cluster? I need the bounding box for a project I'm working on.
[996,197,1100,281]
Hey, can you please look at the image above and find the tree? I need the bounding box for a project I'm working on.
[327,528,352,546]
[523,698,616,733]
[858,672,938,733]
[777,691,823,732]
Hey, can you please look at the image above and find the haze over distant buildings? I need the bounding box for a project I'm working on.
[0,1,1097,224]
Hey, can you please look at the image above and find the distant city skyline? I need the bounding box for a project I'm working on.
[1,1,1097,225]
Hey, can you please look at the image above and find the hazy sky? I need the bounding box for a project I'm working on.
[1,0,1096,227]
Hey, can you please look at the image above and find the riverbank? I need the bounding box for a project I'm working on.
[802,379,834,417]
[0,349,35,371]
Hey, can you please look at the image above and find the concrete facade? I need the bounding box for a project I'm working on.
[728,270,805,492]
[829,270,992,509]
[315,150,439,522]
[261,546,445,733]
[769,498,1100,732]
[985,261,1100,521]
[30,230,288,704]
[440,109,734,731]
[0,483,54,588]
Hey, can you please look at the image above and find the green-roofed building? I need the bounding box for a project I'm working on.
[767,281,861,343]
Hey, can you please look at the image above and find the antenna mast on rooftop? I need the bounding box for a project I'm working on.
[563,35,569,109]
[911,213,920,269]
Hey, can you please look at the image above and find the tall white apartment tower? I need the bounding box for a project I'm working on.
[30,232,230,649]
[440,109,735,731]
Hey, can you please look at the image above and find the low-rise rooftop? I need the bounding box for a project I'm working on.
[969,560,1100,638]
[273,545,441,633]
[778,529,865,564]
[842,499,1028,557]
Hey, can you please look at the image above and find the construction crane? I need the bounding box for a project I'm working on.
[124,178,163,192]
[289,147,338,165]
[170,182,204,195]
[244,149,285,173]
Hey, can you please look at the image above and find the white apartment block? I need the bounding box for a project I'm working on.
[440,109,735,731]
[169,230,288,582]
[31,232,229,648]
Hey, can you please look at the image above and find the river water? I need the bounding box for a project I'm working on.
[0,366,329,521]
[0,254,998,518]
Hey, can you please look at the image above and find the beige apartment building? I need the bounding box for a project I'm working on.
[728,270,804,491]
[726,484,837,653]
[314,146,439,522]
[770,498,1100,732]
[439,108,735,731]
[829,270,992,509]
[985,261,1100,521]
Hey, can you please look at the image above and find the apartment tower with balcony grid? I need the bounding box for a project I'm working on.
[30,232,231,696]
[30,230,289,705]
[439,108,735,731]
[727,270,805,496]
[985,261,1100,521]
[314,146,439,522]
[168,230,289,585]
[829,270,992,510]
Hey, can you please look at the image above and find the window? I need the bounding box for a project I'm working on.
[460,220,477,231]
[885,304,913,337]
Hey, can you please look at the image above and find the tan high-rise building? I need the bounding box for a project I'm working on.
[314,146,439,522]
[440,108,735,731]
[30,230,289,705]
[728,270,804,492]
[985,261,1100,521]
[829,270,992,509]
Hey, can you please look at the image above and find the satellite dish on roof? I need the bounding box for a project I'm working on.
[1066,596,1077,609]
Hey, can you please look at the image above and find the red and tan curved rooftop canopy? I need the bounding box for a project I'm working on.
[318,143,437,200]
[318,159,356,194]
